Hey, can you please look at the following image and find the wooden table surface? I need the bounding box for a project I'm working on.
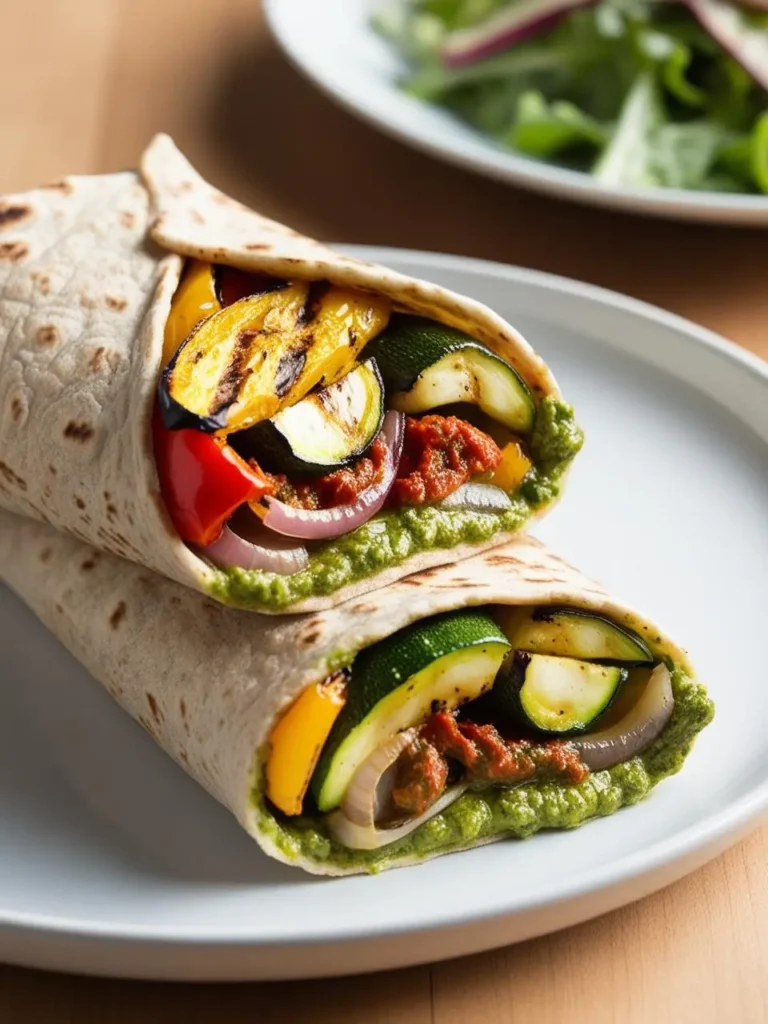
[3,1,768,1020]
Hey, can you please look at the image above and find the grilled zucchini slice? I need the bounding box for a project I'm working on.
[363,315,535,432]
[493,652,627,736]
[231,360,386,475]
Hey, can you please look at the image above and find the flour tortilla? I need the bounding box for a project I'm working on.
[0,136,566,614]
[0,509,694,876]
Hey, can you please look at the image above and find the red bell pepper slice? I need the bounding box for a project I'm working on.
[153,410,273,548]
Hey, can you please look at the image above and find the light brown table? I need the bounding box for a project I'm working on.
[2,1,768,1020]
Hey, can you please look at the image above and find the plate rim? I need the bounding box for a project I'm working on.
[2,247,768,965]
[264,0,768,225]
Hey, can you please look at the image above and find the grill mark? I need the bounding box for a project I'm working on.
[296,280,331,327]
[0,204,30,229]
[274,342,309,398]
[210,329,259,416]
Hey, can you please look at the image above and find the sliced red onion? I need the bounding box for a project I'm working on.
[340,728,419,828]
[571,664,674,771]
[202,511,308,575]
[442,0,597,67]
[684,0,768,92]
[327,783,468,851]
[439,482,513,513]
[261,411,405,541]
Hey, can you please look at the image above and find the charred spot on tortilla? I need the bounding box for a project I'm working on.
[32,272,50,294]
[485,553,524,568]
[179,698,187,720]
[146,693,162,723]
[80,557,97,572]
[10,397,23,421]
[351,602,378,614]
[0,461,27,490]
[75,497,86,510]
[89,347,106,372]
[107,503,118,521]
[55,603,64,615]
[64,421,94,442]
[0,204,31,229]
[36,325,58,346]
[109,602,127,630]
[105,295,128,312]
[190,210,205,225]
[41,178,73,195]
[245,243,270,251]
[0,240,28,262]
[300,628,322,647]
[39,548,52,563]
[119,210,136,229]
[274,342,309,398]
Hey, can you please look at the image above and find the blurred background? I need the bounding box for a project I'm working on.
[2,0,765,352]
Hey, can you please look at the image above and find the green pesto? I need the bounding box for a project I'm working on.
[210,398,583,611]
[253,666,714,872]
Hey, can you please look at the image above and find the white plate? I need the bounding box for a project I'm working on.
[2,248,768,981]
[265,0,768,226]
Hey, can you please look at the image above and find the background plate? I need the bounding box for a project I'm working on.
[265,0,768,226]
[2,248,768,980]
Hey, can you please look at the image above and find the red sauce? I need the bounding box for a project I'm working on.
[390,415,502,506]
[267,438,388,510]
[391,711,589,817]
[260,414,500,512]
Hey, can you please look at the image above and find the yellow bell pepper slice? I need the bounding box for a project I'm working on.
[265,674,347,817]
[162,260,221,367]
[490,441,533,493]
[164,282,391,434]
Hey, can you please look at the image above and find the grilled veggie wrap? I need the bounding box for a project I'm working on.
[0,512,713,876]
[0,136,581,615]
[0,136,581,614]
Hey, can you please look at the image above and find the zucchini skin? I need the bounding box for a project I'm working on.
[505,602,655,667]
[230,360,386,476]
[362,315,502,393]
[491,652,628,738]
[310,610,510,807]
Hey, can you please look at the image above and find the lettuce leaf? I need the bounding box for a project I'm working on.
[376,0,768,194]
[509,90,608,157]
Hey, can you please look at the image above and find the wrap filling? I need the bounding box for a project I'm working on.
[154,262,583,608]
[258,603,714,866]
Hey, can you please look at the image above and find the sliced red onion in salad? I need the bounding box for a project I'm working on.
[684,0,768,92]
[202,508,309,575]
[570,663,674,770]
[261,411,405,541]
[441,0,597,67]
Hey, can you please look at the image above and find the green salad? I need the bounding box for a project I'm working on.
[374,0,768,193]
